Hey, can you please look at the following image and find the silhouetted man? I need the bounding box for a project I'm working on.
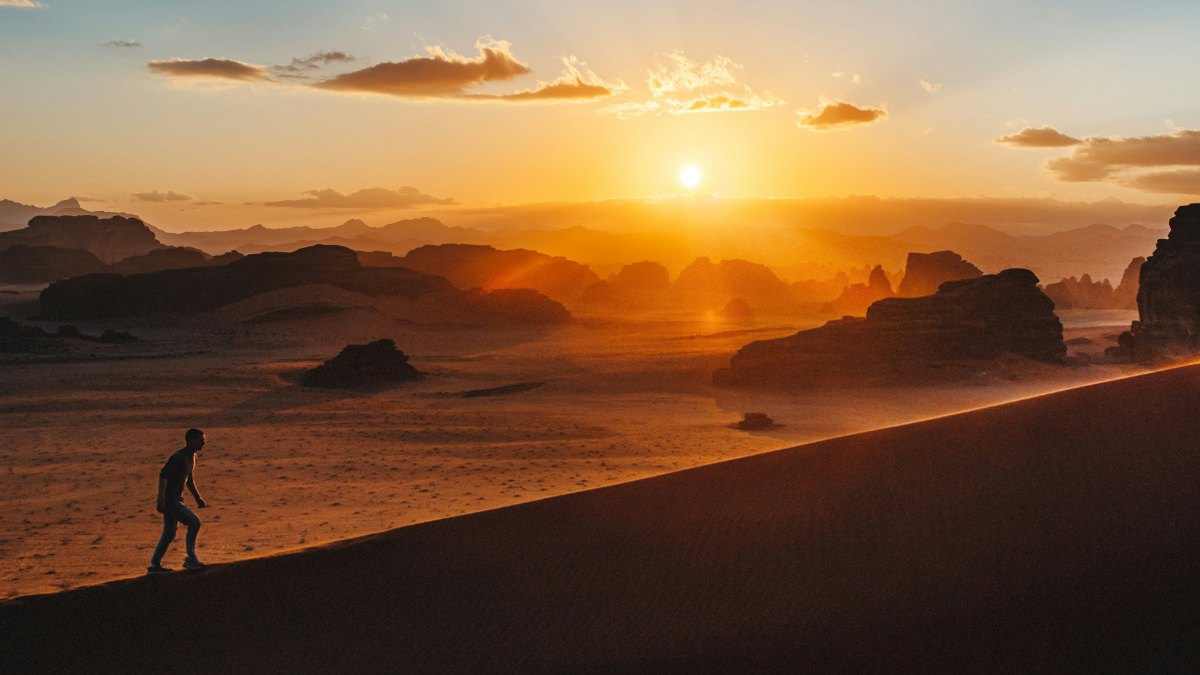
[148,428,208,574]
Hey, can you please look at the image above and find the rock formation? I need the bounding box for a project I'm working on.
[674,257,794,310]
[895,251,983,297]
[1043,274,1116,310]
[110,247,212,275]
[823,264,892,316]
[0,215,163,263]
[0,316,136,353]
[40,245,459,319]
[610,261,671,291]
[399,244,600,302]
[301,339,424,388]
[714,268,1065,387]
[0,245,109,283]
[1112,257,1144,310]
[1112,205,1200,361]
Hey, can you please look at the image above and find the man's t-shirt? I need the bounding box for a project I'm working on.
[160,448,195,503]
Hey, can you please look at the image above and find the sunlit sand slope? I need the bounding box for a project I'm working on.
[5,365,1200,672]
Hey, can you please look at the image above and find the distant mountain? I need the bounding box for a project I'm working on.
[0,197,140,232]
[0,215,164,264]
[155,217,492,255]
[397,244,601,303]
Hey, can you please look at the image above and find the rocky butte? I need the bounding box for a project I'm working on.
[301,339,425,389]
[895,250,983,297]
[714,268,1065,387]
[1112,204,1200,361]
[0,215,163,264]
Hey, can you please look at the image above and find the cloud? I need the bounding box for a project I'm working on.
[464,56,623,102]
[0,0,45,7]
[797,99,886,130]
[313,38,531,97]
[132,190,193,203]
[995,126,1081,147]
[191,200,224,206]
[148,57,269,82]
[603,51,780,118]
[101,39,141,48]
[270,50,355,79]
[833,71,862,85]
[1039,129,1200,195]
[919,79,941,93]
[264,186,456,209]
[362,13,390,32]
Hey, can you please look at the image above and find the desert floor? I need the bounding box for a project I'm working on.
[0,287,1143,598]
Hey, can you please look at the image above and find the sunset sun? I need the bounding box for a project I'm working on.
[679,164,702,189]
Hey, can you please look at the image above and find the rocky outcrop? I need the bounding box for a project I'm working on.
[1112,257,1144,310]
[1112,205,1200,361]
[0,215,163,264]
[0,245,109,283]
[895,251,982,297]
[674,257,794,310]
[1043,274,1116,310]
[40,245,459,319]
[301,339,424,388]
[823,264,892,316]
[110,247,212,275]
[399,244,600,302]
[0,316,136,353]
[610,261,670,291]
[714,269,1065,387]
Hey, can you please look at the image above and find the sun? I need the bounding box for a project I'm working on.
[679,164,702,189]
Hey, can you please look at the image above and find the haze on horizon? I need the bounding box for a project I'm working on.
[2,0,1199,232]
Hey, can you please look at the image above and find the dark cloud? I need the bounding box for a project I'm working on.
[271,50,355,79]
[995,126,1081,148]
[147,57,269,82]
[132,190,193,203]
[313,39,530,97]
[797,100,886,130]
[1044,129,1200,191]
[265,187,456,209]
[101,39,141,48]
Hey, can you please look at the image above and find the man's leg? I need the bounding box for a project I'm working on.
[150,510,178,567]
[170,502,202,561]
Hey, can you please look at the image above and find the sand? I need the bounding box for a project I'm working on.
[0,299,1142,602]
[3,353,1198,671]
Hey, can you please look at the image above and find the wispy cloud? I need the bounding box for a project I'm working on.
[270,50,355,79]
[464,56,624,102]
[832,71,861,85]
[995,126,1081,148]
[796,98,886,130]
[0,0,46,8]
[264,186,456,209]
[148,57,269,82]
[132,190,193,203]
[101,39,141,48]
[918,79,941,93]
[362,13,390,32]
[603,51,781,119]
[1040,129,1200,194]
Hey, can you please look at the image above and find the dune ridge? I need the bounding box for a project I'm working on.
[5,364,1200,672]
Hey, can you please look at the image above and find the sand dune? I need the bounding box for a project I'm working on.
[5,362,1200,671]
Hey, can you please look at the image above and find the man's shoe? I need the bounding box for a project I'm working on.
[182,557,206,570]
[147,564,173,575]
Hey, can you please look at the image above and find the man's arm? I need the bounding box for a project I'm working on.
[187,470,206,508]
[156,478,167,513]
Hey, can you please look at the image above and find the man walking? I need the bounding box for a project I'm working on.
[148,428,208,574]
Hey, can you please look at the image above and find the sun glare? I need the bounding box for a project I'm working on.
[679,164,702,189]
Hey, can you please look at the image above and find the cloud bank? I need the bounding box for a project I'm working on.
[265,186,456,209]
[1043,129,1200,195]
[132,190,193,203]
[148,57,269,82]
[797,99,886,130]
[995,126,1082,147]
[603,51,780,118]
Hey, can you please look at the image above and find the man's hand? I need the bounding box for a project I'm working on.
[196,497,207,509]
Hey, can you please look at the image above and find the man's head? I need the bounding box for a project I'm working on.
[185,428,205,451]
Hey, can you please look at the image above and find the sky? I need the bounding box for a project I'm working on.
[1,0,1198,230]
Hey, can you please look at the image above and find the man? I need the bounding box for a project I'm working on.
[148,428,209,574]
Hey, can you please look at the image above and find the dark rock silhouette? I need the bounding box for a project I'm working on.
[577,261,673,309]
[895,251,983,297]
[1112,257,1145,309]
[721,298,754,321]
[301,339,424,388]
[823,264,892,316]
[455,288,572,325]
[0,215,163,264]
[731,412,778,430]
[1043,274,1116,310]
[674,257,794,310]
[110,247,212,275]
[714,268,1065,387]
[0,316,136,352]
[0,245,109,282]
[40,245,458,319]
[1112,205,1200,361]
[399,244,600,302]
[610,261,671,291]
